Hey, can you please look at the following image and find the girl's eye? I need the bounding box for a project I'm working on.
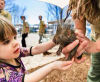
[14,36,16,39]
[3,40,10,45]
[1,3,4,5]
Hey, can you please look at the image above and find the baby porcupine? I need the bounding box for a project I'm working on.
[53,24,81,60]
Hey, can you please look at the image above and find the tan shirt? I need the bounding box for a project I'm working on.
[22,21,29,34]
[0,10,12,22]
[39,20,46,34]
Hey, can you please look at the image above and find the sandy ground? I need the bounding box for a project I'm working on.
[17,33,91,82]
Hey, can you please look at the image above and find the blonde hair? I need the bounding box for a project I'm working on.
[0,15,17,42]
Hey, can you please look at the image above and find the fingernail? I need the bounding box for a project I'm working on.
[76,40,79,42]
[76,40,79,43]
[76,53,79,57]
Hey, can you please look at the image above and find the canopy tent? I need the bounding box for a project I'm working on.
[39,0,69,21]
[39,0,69,9]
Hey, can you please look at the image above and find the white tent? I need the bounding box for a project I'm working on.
[39,0,69,9]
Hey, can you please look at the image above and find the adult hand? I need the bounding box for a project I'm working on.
[62,38,87,64]
[62,40,79,59]
[76,32,99,54]
[73,32,89,63]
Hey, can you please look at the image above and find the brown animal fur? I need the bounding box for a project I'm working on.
[53,24,80,60]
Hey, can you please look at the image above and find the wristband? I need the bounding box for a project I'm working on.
[30,46,33,56]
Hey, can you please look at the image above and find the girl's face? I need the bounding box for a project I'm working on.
[0,35,20,60]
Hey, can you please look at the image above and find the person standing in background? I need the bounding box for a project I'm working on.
[38,15,46,43]
[20,16,29,47]
[0,0,12,21]
[38,15,51,55]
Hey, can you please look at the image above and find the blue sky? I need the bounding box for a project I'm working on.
[14,0,48,25]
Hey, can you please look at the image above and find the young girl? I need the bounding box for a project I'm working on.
[0,16,77,82]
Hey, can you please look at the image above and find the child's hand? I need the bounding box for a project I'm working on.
[52,59,74,71]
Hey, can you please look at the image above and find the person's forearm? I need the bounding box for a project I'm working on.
[95,40,100,52]
[32,40,56,55]
[75,28,86,35]
[24,63,55,82]
[86,40,100,53]
[74,18,86,35]
[93,40,100,53]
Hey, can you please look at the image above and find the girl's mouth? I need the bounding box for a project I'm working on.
[14,48,20,53]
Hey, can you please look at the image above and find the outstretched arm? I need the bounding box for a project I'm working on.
[20,40,55,56]
[24,60,73,82]
[31,40,56,55]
